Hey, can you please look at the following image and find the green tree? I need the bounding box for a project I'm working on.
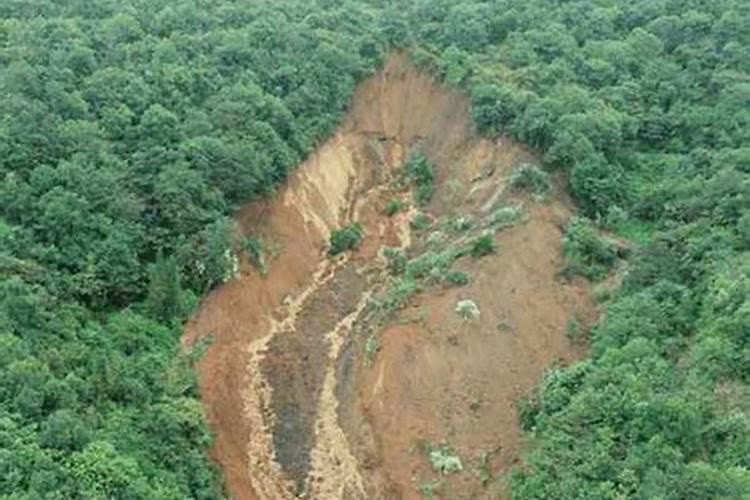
[145,252,184,325]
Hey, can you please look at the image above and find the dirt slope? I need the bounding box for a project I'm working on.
[183,53,595,500]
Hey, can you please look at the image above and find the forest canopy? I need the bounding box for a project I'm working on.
[1,0,749,498]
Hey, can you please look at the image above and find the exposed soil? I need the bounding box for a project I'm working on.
[183,53,597,500]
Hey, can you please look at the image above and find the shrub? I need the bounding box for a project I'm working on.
[418,479,444,499]
[383,247,406,275]
[428,445,463,474]
[562,217,617,279]
[405,250,456,280]
[328,223,364,256]
[509,163,551,196]
[445,270,470,287]
[488,205,524,229]
[410,212,432,231]
[469,233,497,258]
[571,153,628,219]
[565,318,582,343]
[364,334,380,363]
[426,230,448,247]
[384,198,404,217]
[243,236,267,275]
[376,277,418,316]
[405,152,435,206]
[447,215,473,233]
[455,299,481,321]
[738,212,750,248]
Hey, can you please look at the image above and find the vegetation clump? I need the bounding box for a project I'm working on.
[405,250,458,281]
[445,270,470,287]
[447,215,474,233]
[384,198,405,216]
[328,223,364,256]
[469,233,497,258]
[488,205,524,230]
[383,247,407,275]
[374,277,419,317]
[405,152,436,206]
[410,212,433,231]
[455,299,481,321]
[243,236,267,276]
[562,217,617,280]
[509,164,551,197]
[428,445,464,474]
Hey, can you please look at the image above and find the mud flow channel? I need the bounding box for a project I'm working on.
[183,53,596,500]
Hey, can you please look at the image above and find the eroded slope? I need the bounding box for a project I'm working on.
[183,53,595,500]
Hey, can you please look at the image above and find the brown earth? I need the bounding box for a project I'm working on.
[183,53,597,500]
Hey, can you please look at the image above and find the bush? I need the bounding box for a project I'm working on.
[469,233,497,258]
[328,223,364,256]
[383,247,406,275]
[243,236,267,275]
[509,163,551,196]
[426,230,448,247]
[405,153,435,206]
[447,215,473,233]
[570,153,628,218]
[410,212,432,231]
[415,183,435,206]
[364,334,380,363]
[384,198,404,217]
[405,250,457,281]
[488,205,524,229]
[376,277,418,315]
[445,270,470,287]
[562,217,617,280]
[456,299,481,321]
[428,445,463,475]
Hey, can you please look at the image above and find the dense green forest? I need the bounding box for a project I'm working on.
[1,0,749,498]
[0,1,387,497]
[400,1,750,498]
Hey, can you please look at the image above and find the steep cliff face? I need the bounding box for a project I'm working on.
[183,53,595,500]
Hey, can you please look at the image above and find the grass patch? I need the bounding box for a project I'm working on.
[329,223,363,256]
[509,163,551,197]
